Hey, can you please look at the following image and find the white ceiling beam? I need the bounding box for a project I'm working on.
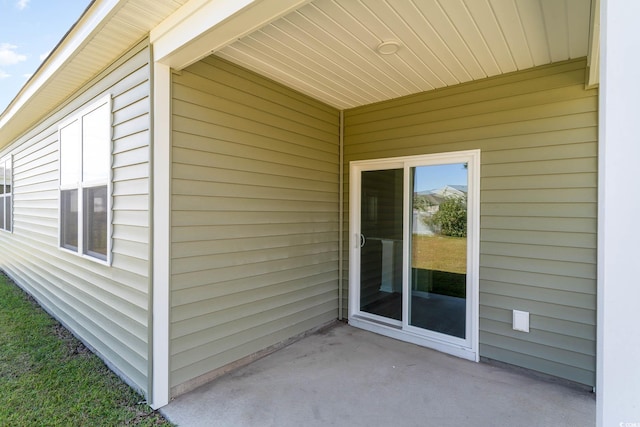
[150,0,312,70]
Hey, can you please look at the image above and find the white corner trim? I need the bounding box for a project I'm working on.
[0,0,121,129]
[151,62,171,409]
[150,0,312,70]
[586,0,600,88]
[597,0,640,425]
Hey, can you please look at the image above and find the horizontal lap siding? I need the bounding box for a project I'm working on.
[170,56,339,390]
[0,42,151,394]
[343,59,597,386]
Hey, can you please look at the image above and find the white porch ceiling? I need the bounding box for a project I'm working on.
[216,0,593,110]
[1,0,596,148]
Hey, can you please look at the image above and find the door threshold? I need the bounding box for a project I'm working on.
[349,316,478,362]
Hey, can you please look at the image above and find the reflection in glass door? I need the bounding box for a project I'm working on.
[349,151,479,360]
[409,164,468,338]
[359,169,403,322]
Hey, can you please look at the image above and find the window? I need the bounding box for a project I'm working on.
[59,96,111,262]
[0,155,12,232]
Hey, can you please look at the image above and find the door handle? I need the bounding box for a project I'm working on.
[360,234,366,248]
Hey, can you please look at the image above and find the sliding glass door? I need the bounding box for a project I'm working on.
[359,168,404,322]
[349,151,479,360]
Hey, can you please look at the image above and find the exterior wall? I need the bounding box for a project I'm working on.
[343,58,597,386]
[0,41,152,394]
[170,56,340,391]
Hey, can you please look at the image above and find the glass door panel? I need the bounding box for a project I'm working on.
[409,164,468,338]
[359,169,403,321]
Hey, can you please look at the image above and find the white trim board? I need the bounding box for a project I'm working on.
[150,61,171,409]
[151,0,312,69]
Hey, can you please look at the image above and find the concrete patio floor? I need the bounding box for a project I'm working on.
[161,323,595,427]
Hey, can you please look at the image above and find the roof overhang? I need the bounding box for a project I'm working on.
[0,0,189,149]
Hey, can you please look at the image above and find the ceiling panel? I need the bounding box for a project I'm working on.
[216,0,592,110]
[464,0,517,73]
[567,0,592,58]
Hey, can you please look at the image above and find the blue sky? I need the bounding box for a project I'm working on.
[414,163,467,193]
[0,0,91,113]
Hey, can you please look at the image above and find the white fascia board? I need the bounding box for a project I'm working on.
[0,0,122,130]
[151,0,312,70]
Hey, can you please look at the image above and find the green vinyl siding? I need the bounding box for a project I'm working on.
[343,58,597,386]
[170,56,340,391]
[0,41,151,394]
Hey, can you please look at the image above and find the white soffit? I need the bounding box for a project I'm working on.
[216,0,593,110]
[0,0,188,148]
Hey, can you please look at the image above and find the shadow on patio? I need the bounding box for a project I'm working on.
[161,323,595,427]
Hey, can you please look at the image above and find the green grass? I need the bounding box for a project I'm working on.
[0,272,173,426]
[412,234,467,274]
[411,234,467,298]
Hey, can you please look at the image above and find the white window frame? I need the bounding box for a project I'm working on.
[0,154,12,233]
[58,95,113,265]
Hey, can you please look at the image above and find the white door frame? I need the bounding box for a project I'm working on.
[348,150,480,362]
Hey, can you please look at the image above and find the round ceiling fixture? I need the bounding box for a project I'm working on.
[376,41,401,55]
